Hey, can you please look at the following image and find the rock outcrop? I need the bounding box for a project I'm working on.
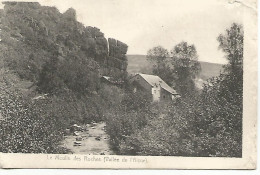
[0,2,128,81]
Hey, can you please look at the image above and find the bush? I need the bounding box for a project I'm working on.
[105,90,154,154]
[0,84,107,153]
[120,86,242,157]
[111,23,243,157]
[0,88,70,153]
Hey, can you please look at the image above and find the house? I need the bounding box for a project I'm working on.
[130,73,180,102]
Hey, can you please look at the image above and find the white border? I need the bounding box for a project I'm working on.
[0,0,258,170]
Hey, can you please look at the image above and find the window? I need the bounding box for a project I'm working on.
[154,90,156,93]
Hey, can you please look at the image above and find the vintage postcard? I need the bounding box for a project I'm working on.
[0,0,257,169]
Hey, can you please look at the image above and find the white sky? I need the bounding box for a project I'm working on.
[1,0,243,64]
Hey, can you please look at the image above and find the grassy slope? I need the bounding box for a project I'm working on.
[127,55,224,81]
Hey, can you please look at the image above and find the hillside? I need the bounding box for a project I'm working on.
[0,2,130,154]
[127,55,224,81]
[0,1,128,90]
[0,1,132,125]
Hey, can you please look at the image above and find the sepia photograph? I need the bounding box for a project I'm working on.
[0,0,257,169]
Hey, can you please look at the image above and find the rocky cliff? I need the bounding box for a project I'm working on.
[0,2,128,83]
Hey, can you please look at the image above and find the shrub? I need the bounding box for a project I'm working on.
[105,90,154,153]
[0,88,70,153]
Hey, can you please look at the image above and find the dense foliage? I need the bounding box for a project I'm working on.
[170,42,201,95]
[0,2,127,153]
[105,90,154,154]
[106,23,243,157]
[0,2,128,88]
[0,85,68,153]
[147,43,201,96]
[147,46,175,86]
[0,2,243,157]
[37,52,100,94]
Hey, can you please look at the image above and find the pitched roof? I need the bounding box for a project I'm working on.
[137,73,178,95]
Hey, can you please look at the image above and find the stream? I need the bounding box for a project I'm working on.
[61,122,113,155]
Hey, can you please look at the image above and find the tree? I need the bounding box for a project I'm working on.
[147,46,169,64]
[217,23,243,102]
[110,24,244,157]
[37,52,64,94]
[170,42,201,95]
[217,23,243,75]
[147,46,175,86]
[196,23,244,157]
[58,56,100,94]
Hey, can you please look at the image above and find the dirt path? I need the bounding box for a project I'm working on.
[62,122,113,155]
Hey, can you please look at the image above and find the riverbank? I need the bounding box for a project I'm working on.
[62,122,113,155]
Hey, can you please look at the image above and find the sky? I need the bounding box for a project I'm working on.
[1,0,243,64]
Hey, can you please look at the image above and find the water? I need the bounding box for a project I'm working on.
[62,122,113,155]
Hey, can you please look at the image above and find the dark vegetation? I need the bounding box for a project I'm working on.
[106,23,243,157]
[0,2,242,157]
[0,2,127,153]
